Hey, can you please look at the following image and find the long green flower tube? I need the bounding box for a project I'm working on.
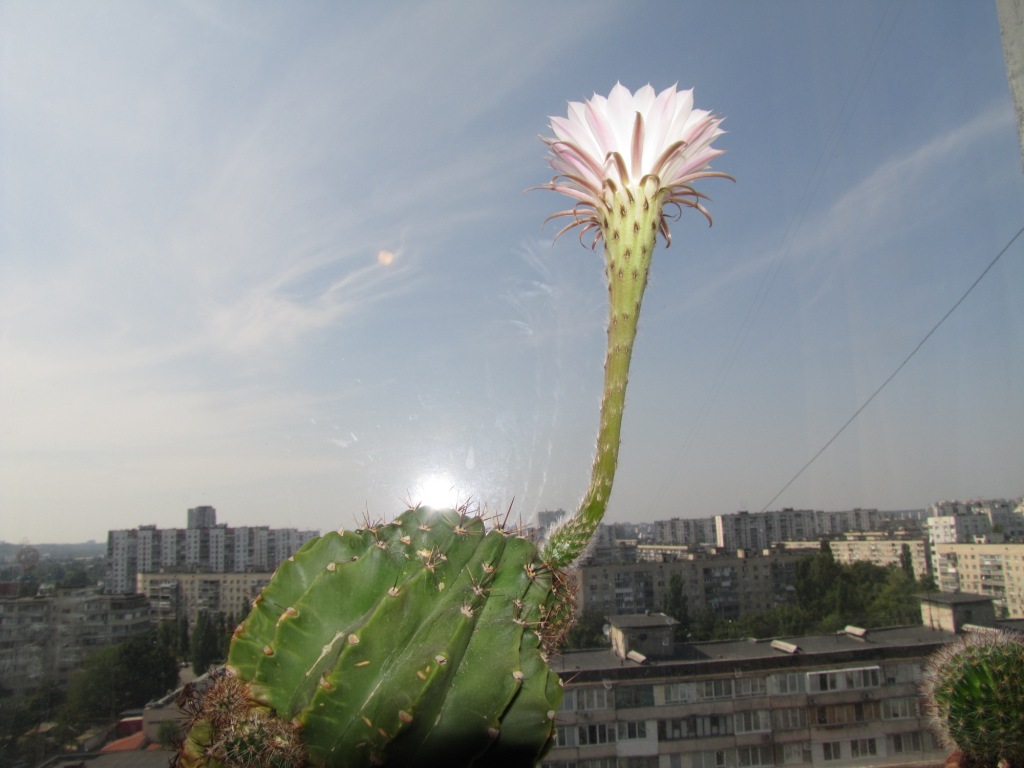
[540,82,731,568]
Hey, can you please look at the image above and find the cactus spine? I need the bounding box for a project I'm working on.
[922,629,1024,767]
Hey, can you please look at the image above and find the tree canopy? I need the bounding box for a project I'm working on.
[62,631,178,726]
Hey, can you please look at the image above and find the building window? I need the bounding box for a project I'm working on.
[577,687,610,710]
[663,682,696,704]
[577,723,615,746]
[807,666,881,692]
[735,675,766,697]
[882,696,918,719]
[554,726,577,748]
[736,745,773,768]
[734,709,771,734]
[771,671,805,694]
[617,720,647,740]
[774,707,807,730]
[775,743,812,765]
[619,759,658,768]
[702,677,734,700]
[658,714,734,740]
[822,741,842,761]
[659,717,694,741]
[616,685,654,708]
[816,701,879,726]
[889,731,924,753]
[850,738,877,758]
[690,751,727,768]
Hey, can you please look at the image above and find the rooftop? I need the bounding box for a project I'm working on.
[919,592,995,605]
[609,612,678,629]
[550,624,956,682]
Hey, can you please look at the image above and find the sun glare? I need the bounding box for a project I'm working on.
[411,472,464,510]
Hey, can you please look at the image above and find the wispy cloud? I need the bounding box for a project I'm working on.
[792,100,1015,262]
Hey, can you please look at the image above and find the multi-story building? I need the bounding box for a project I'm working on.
[927,514,997,547]
[136,571,274,626]
[105,506,318,595]
[778,535,931,582]
[927,499,1024,545]
[0,591,151,699]
[576,548,810,620]
[654,508,890,550]
[933,543,1024,617]
[655,517,718,548]
[542,616,952,768]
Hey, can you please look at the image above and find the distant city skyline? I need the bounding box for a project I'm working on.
[3,3,1023,543]
[4,495,1022,548]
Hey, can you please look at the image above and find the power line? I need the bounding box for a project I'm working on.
[759,223,1024,513]
[644,2,905,515]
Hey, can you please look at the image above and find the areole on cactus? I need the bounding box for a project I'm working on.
[176,83,729,768]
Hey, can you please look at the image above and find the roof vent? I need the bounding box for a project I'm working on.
[770,640,799,654]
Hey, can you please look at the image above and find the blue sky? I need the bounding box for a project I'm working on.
[1,1,1022,543]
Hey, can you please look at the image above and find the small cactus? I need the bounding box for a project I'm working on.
[922,629,1024,768]
[176,507,571,768]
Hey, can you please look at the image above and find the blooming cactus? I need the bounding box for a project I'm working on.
[176,84,728,768]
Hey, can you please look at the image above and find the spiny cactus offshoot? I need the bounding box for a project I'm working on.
[922,629,1024,768]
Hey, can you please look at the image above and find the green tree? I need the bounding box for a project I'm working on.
[191,611,224,674]
[691,607,719,641]
[794,542,839,616]
[62,631,178,726]
[899,543,915,580]
[56,567,90,590]
[661,573,691,641]
[865,568,920,627]
[564,611,608,650]
[157,619,180,659]
[177,615,190,658]
[222,612,236,658]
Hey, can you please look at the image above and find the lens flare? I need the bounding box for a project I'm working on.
[411,472,463,509]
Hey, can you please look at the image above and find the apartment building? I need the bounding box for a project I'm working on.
[933,542,1024,617]
[576,548,809,620]
[655,518,718,548]
[0,592,151,698]
[136,571,274,626]
[106,506,317,594]
[542,617,950,768]
[777,536,931,581]
[927,499,1024,546]
[653,509,892,551]
[927,515,998,547]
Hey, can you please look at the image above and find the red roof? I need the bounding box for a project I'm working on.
[100,731,149,752]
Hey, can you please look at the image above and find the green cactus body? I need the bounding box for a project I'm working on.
[922,629,1024,767]
[178,506,570,768]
